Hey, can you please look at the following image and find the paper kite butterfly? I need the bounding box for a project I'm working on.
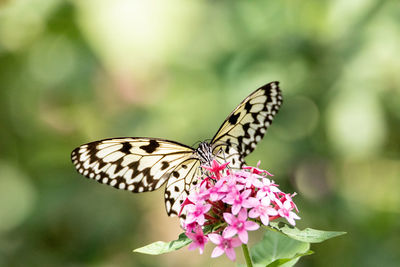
[71,81,283,216]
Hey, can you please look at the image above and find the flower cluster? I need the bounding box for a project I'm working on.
[181,160,300,261]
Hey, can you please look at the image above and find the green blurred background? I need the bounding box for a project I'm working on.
[1,0,399,266]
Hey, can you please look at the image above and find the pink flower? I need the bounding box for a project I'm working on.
[225,175,245,193]
[256,178,280,200]
[178,197,194,217]
[180,160,301,261]
[188,183,210,203]
[208,177,229,201]
[208,234,242,261]
[278,192,299,212]
[223,209,259,244]
[202,160,230,179]
[276,199,301,226]
[237,171,263,188]
[248,196,278,226]
[223,189,257,215]
[186,227,208,254]
[183,221,198,233]
[185,202,212,225]
[243,161,273,176]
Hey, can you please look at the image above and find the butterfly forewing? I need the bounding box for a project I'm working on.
[211,81,282,166]
[71,138,195,194]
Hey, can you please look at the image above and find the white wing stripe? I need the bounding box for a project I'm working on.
[96,144,122,158]
[103,151,125,163]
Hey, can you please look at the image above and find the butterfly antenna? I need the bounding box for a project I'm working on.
[191,140,202,148]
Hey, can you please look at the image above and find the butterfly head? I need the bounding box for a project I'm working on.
[195,142,214,166]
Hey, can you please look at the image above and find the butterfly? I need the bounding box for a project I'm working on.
[71,81,282,216]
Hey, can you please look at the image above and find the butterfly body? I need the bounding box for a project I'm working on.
[71,82,283,216]
[194,142,216,165]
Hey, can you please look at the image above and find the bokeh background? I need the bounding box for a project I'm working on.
[1,0,399,266]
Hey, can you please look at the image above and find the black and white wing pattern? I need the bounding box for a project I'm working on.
[71,81,283,217]
[211,81,282,167]
[71,138,200,216]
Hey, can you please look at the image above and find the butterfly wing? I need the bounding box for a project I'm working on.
[164,158,201,216]
[71,137,199,215]
[211,81,283,167]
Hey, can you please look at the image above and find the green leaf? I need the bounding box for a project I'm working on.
[269,222,347,243]
[133,233,191,255]
[266,250,314,267]
[250,230,311,267]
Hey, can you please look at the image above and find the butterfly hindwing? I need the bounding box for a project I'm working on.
[214,146,243,169]
[164,159,201,216]
[71,138,195,194]
[211,81,282,166]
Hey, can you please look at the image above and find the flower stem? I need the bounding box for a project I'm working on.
[241,244,253,267]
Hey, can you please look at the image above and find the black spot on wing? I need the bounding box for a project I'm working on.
[86,142,100,161]
[120,142,132,153]
[140,139,160,153]
[161,161,170,170]
[225,138,232,153]
[251,113,260,125]
[98,160,107,170]
[114,157,125,173]
[228,112,240,125]
[244,101,252,112]
[243,122,250,132]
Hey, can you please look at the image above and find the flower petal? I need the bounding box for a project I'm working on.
[245,221,260,231]
[185,231,196,240]
[242,189,251,198]
[238,208,248,221]
[211,246,225,258]
[267,207,278,216]
[238,230,248,244]
[260,214,270,226]
[198,245,204,254]
[223,226,238,239]
[284,200,292,209]
[261,196,271,206]
[287,217,296,226]
[248,208,259,218]
[244,197,259,208]
[290,212,301,220]
[225,247,237,261]
[208,233,222,245]
[188,242,197,251]
[223,212,235,225]
[231,204,241,215]
[231,237,242,247]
